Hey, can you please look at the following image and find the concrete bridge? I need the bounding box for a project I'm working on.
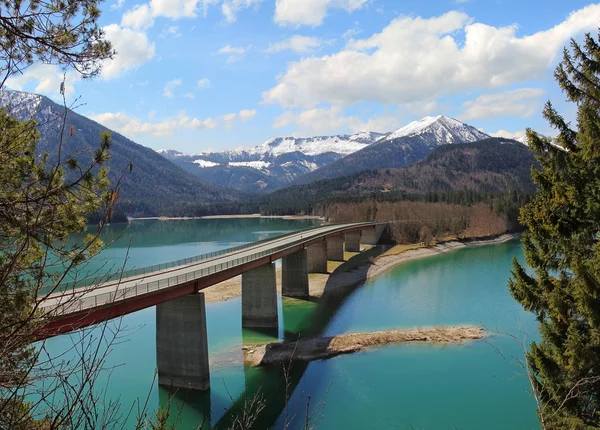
[36,221,387,391]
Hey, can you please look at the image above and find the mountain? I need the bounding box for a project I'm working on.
[256,138,537,214]
[0,90,240,217]
[156,131,386,193]
[291,115,491,185]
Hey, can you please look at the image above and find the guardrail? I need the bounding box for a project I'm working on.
[43,222,380,316]
[59,223,330,291]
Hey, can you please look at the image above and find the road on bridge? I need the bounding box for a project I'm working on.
[36,221,385,339]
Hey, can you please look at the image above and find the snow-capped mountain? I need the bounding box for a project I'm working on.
[157,132,387,192]
[380,115,489,145]
[292,115,492,185]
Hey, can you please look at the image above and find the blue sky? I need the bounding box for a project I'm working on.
[6,0,600,153]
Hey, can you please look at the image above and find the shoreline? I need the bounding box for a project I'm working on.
[366,232,520,280]
[201,232,520,304]
[129,214,324,221]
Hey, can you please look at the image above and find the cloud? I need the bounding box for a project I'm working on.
[159,25,182,38]
[239,109,257,122]
[121,4,154,29]
[90,107,255,137]
[197,78,211,88]
[265,35,325,53]
[492,130,526,139]
[184,92,196,99]
[222,108,258,128]
[111,0,126,9]
[5,63,79,98]
[459,88,545,121]
[274,0,369,27]
[102,24,155,79]
[120,0,263,29]
[221,0,263,23]
[273,106,398,135]
[217,44,249,62]
[163,79,182,98]
[263,5,600,109]
[90,111,218,137]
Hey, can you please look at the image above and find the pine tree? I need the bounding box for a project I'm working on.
[509,33,600,429]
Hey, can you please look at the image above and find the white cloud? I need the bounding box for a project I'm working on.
[460,88,545,121]
[222,0,263,23]
[272,106,397,135]
[5,63,78,98]
[264,5,600,108]
[217,44,249,62]
[184,92,196,99]
[91,106,256,137]
[111,0,126,9]
[197,78,211,88]
[90,111,218,137]
[120,0,262,28]
[274,0,369,27]
[188,117,218,130]
[163,79,182,98]
[265,35,324,53]
[159,25,182,38]
[121,4,154,29]
[222,112,238,128]
[239,109,257,122]
[102,24,155,79]
[492,130,526,139]
[222,108,257,128]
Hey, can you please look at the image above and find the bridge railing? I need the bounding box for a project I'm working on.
[59,223,329,291]
[48,222,380,315]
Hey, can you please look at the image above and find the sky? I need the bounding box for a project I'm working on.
[6,0,600,153]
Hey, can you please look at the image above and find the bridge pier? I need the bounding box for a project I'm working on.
[156,292,210,391]
[326,236,345,261]
[361,224,386,245]
[307,241,328,273]
[345,231,361,252]
[242,263,278,328]
[282,249,309,298]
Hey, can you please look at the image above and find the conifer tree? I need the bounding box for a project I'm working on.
[509,32,600,429]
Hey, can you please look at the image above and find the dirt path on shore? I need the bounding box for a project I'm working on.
[243,326,486,366]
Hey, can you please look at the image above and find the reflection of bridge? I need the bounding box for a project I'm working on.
[36,222,387,391]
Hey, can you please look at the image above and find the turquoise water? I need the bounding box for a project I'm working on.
[38,220,540,429]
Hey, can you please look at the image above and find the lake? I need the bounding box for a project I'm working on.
[38,218,540,429]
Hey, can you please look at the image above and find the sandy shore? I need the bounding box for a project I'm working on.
[366,233,520,280]
[244,326,486,366]
[201,233,520,303]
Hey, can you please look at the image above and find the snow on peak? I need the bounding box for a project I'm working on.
[252,131,385,157]
[0,89,43,120]
[384,115,489,145]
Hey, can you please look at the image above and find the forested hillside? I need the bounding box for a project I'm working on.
[0,90,242,217]
[257,138,536,214]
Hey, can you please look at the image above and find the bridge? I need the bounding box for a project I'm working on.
[36,221,387,390]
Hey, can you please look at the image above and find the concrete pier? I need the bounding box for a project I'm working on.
[361,224,386,245]
[326,236,345,261]
[345,231,361,252]
[242,263,278,328]
[282,249,309,298]
[156,292,210,391]
[307,241,328,273]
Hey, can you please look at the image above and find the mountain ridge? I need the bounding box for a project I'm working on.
[0,89,241,217]
[157,131,387,192]
[291,115,491,185]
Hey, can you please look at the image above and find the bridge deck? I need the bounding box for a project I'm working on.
[36,222,383,338]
